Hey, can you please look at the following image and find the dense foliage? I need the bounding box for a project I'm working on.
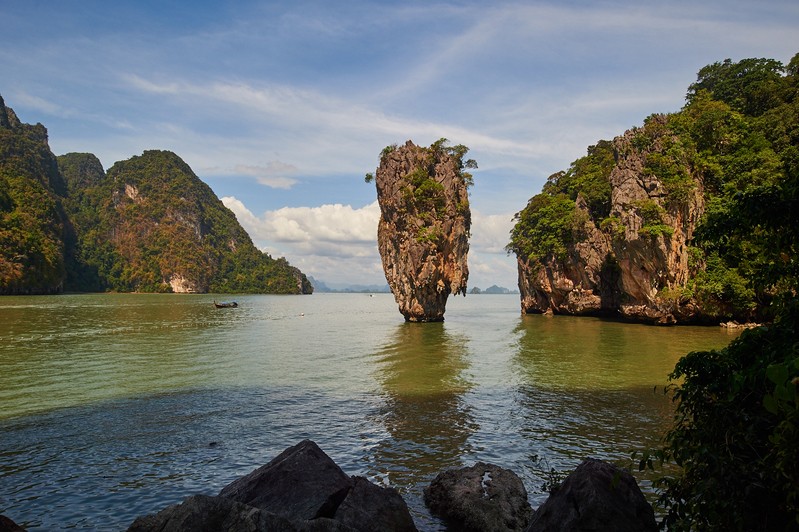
[508,140,612,261]
[634,54,799,530]
[507,53,799,323]
[60,150,312,294]
[642,169,798,530]
[1,95,311,295]
[0,96,66,294]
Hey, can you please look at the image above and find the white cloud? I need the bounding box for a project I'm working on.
[11,91,71,117]
[123,74,538,173]
[471,211,515,255]
[221,198,382,285]
[234,163,299,189]
[221,195,519,288]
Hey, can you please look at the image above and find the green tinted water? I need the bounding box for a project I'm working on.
[0,293,737,529]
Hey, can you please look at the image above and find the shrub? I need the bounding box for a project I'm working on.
[642,309,799,531]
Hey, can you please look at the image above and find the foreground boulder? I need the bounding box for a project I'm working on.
[127,494,303,531]
[0,515,26,532]
[129,440,416,532]
[219,439,353,521]
[369,139,474,322]
[334,476,417,531]
[526,458,657,532]
[424,462,532,532]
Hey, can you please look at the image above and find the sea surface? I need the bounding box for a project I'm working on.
[0,293,738,530]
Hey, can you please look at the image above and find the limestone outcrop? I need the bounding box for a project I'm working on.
[0,94,313,295]
[514,116,706,325]
[370,139,473,322]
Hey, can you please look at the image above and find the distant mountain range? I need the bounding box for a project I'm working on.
[308,277,390,293]
[309,277,517,295]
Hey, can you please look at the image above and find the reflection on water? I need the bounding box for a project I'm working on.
[0,294,738,530]
[368,323,476,486]
[510,314,737,505]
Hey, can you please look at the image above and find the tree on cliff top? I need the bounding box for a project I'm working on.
[507,52,799,324]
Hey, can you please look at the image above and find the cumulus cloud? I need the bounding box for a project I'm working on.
[221,195,518,288]
[471,211,515,255]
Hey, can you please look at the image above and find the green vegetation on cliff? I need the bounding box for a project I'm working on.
[367,138,476,245]
[0,96,66,294]
[507,53,799,323]
[0,95,311,295]
[60,150,312,294]
[641,172,798,530]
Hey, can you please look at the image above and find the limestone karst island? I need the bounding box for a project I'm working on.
[366,139,475,322]
[0,94,312,296]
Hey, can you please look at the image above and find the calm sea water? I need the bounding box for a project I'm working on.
[0,293,738,530]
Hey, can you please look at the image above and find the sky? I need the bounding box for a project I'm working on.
[2,0,797,290]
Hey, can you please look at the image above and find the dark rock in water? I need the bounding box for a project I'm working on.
[219,439,353,521]
[126,494,297,531]
[526,458,657,532]
[335,476,417,532]
[128,439,417,531]
[126,494,360,532]
[0,514,26,532]
[424,461,532,532]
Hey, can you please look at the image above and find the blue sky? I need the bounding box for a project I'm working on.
[2,1,797,289]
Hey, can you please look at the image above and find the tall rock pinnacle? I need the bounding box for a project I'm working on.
[367,139,474,322]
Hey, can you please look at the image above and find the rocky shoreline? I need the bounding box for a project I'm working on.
[1,439,658,531]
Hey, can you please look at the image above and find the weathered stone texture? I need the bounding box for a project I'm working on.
[517,116,705,324]
[424,462,533,532]
[130,439,417,532]
[374,140,471,322]
[527,458,657,532]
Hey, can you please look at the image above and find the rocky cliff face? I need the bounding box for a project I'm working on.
[0,94,313,295]
[60,149,313,294]
[516,116,705,324]
[372,140,472,321]
[0,95,67,294]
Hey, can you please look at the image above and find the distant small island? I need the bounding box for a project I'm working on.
[469,285,519,295]
[308,278,519,295]
[308,277,391,293]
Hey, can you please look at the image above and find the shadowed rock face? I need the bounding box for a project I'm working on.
[372,140,472,322]
[128,439,417,532]
[515,116,706,325]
